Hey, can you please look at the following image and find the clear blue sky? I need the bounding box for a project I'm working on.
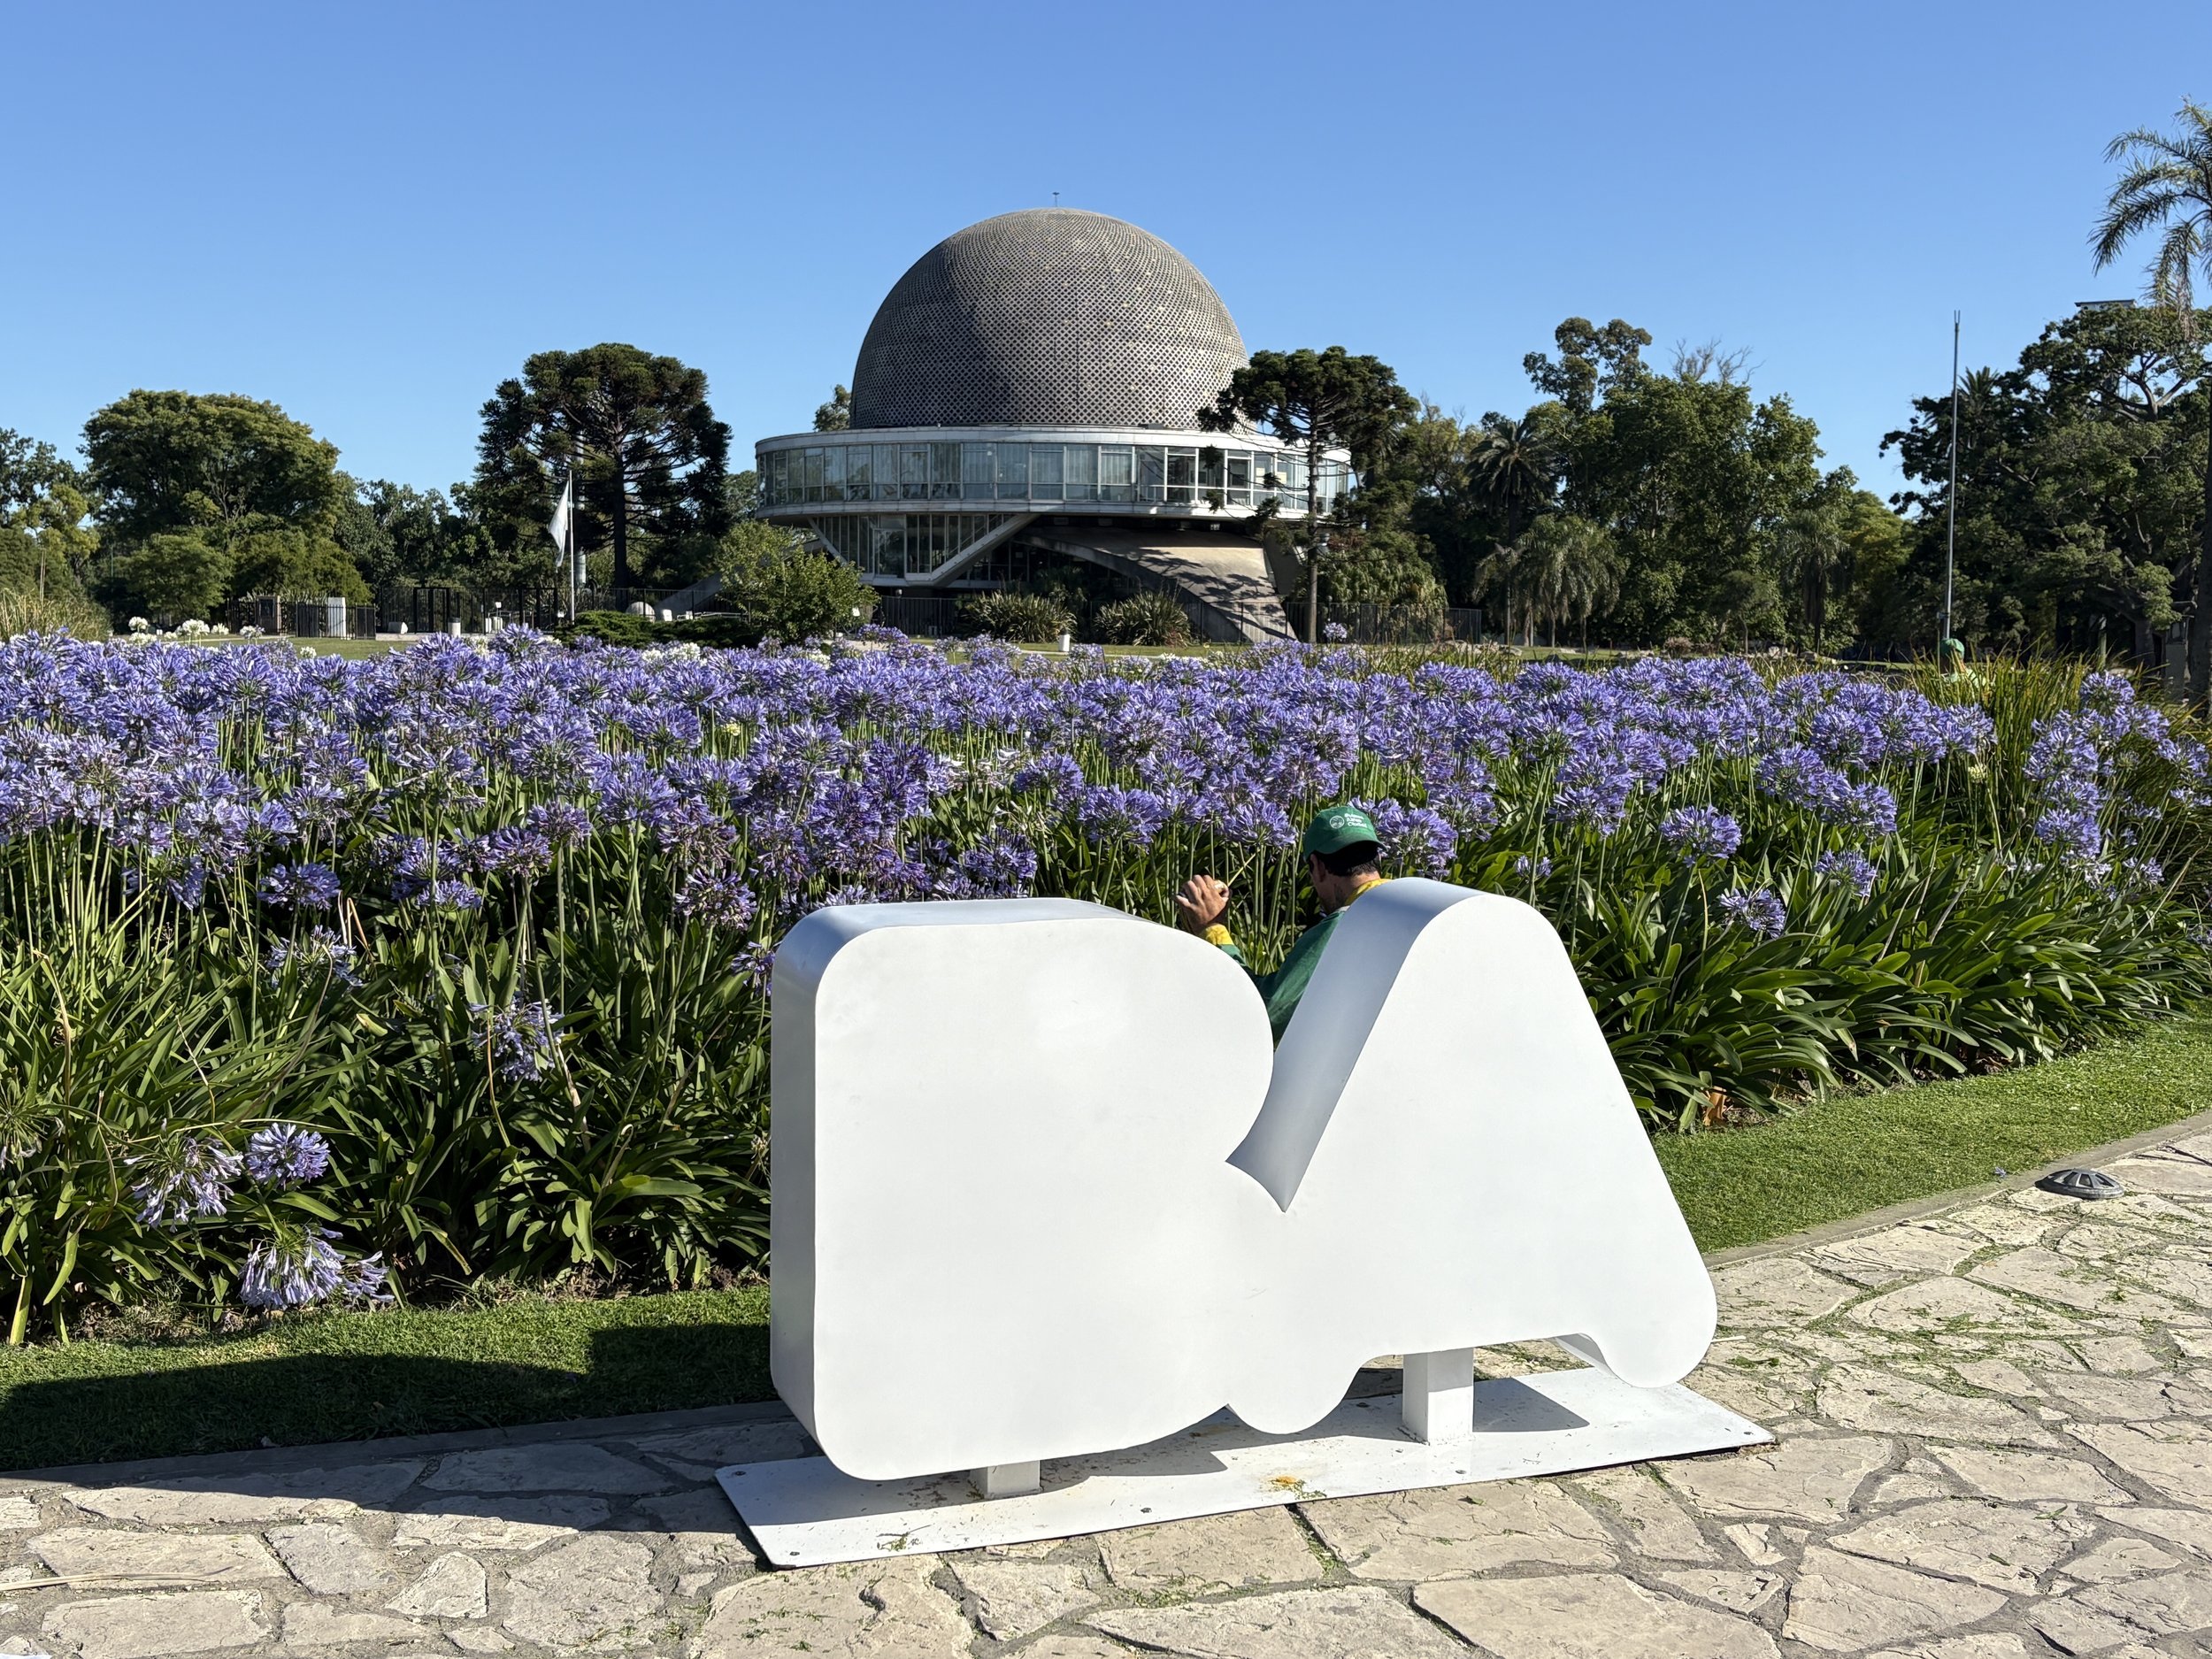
[4,1,2205,507]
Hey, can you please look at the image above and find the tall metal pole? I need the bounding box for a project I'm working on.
[1942,311,1960,666]
[565,434,579,625]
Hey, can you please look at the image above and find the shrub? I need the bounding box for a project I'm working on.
[558,610,661,648]
[958,591,1074,642]
[718,523,875,643]
[1095,592,1194,646]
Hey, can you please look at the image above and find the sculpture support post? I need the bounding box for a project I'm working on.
[1401,1348,1474,1443]
[972,1461,1041,1500]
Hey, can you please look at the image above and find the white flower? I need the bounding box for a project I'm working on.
[128,617,150,632]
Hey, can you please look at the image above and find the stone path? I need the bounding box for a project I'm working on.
[2,1129,2209,1657]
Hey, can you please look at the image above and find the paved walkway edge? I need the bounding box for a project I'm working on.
[1701,1102,2212,1267]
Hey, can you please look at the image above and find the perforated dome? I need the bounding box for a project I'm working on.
[849,209,1247,430]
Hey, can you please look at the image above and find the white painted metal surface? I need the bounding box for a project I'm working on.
[769,882,1718,1486]
[1401,1348,1475,1443]
[719,1367,1770,1567]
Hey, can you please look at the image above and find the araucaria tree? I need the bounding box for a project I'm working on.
[473,344,732,593]
[1201,346,1416,641]
[2095,98,2212,703]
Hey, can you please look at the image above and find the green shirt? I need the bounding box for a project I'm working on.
[1206,878,1386,1042]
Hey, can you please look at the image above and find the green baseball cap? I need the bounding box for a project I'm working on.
[1301,804,1381,858]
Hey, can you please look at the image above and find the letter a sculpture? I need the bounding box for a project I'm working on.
[718,880,1767,1563]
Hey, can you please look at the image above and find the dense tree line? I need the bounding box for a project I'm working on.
[1291,319,1903,652]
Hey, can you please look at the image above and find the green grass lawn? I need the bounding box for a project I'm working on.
[6,1017,2209,1472]
[0,1287,769,1471]
[1659,1013,2212,1251]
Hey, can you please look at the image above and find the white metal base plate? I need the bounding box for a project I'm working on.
[718,1367,1770,1566]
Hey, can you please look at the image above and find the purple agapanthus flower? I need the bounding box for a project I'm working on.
[264,926,362,988]
[1815,849,1878,898]
[244,1124,332,1188]
[240,1226,346,1309]
[1658,806,1742,862]
[257,862,341,910]
[734,941,775,995]
[131,1134,243,1227]
[1718,886,1787,939]
[674,867,758,930]
[478,998,559,1082]
[340,1252,394,1306]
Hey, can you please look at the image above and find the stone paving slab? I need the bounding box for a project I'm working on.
[0,1126,2208,1655]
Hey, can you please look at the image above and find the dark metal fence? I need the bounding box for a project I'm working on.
[1317,604,1486,646]
[383,586,690,634]
[227,595,381,639]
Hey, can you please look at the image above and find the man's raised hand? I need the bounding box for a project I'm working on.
[1174,875,1231,933]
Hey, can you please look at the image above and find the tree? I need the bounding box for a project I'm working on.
[715,520,875,642]
[229,526,370,605]
[0,430,98,602]
[119,532,231,621]
[1777,500,1852,652]
[1881,303,2205,659]
[2095,99,2212,700]
[472,344,731,593]
[1200,346,1417,640]
[1523,318,1651,418]
[80,392,364,617]
[346,479,493,591]
[82,392,346,547]
[813,385,852,432]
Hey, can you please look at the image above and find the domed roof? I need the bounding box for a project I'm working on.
[849,209,1246,431]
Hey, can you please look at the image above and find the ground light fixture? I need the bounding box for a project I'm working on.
[2035,1167,2124,1201]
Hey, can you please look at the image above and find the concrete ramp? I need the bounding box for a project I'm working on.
[1029,527,1294,643]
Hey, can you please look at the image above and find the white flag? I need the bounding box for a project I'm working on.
[548,474,574,565]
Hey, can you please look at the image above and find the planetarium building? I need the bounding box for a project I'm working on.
[754,209,1348,641]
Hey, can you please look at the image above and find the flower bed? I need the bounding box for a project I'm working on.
[1,632,2205,1333]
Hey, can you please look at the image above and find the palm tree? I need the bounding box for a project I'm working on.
[1778,505,1852,653]
[1465,415,1556,545]
[2094,100,2212,703]
[1476,515,1619,647]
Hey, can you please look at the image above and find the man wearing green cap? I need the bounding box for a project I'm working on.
[1173,804,1386,1041]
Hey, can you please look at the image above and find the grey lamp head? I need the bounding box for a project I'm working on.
[2034,1167,2123,1201]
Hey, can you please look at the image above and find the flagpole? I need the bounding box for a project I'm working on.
[1943,311,1959,668]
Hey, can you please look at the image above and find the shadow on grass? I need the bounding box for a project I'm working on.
[0,1317,774,1472]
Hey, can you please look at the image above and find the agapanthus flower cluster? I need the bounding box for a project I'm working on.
[257,862,340,910]
[2024,672,2211,864]
[481,997,560,1082]
[263,926,361,988]
[1658,806,1742,863]
[131,1135,242,1226]
[240,1225,346,1309]
[243,1124,333,1188]
[1718,886,1788,939]
[1814,849,1878,899]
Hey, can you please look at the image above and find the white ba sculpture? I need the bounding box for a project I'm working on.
[770,878,1718,1484]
